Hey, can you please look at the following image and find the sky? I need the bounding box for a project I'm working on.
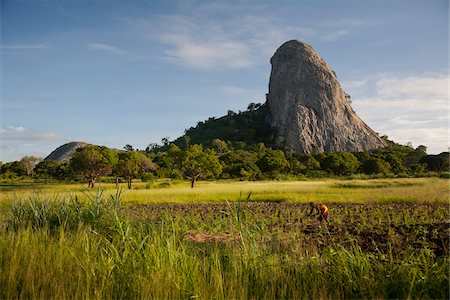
[1,0,448,162]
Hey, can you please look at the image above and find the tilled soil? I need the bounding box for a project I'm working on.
[121,202,450,256]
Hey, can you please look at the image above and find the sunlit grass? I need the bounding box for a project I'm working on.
[1,178,448,210]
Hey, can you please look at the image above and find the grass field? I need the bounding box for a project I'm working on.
[0,178,449,298]
[1,177,448,206]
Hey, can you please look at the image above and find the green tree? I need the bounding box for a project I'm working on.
[256,149,290,175]
[219,149,258,178]
[70,145,118,188]
[285,153,306,175]
[298,154,320,170]
[239,163,262,180]
[383,154,407,174]
[34,160,65,179]
[181,144,222,188]
[420,152,449,172]
[0,161,27,177]
[124,144,134,151]
[321,152,360,176]
[361,157,391,175]
[405,146,427,170]
[115,151,141,189]
[211,139,228,153]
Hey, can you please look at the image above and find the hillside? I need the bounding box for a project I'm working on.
[172,103,274,148]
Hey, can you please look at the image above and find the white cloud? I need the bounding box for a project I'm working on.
[348,73,449,154]
[1,132,64,141]
[133,11,314,70]
[87,43,127,55]
[376,76,448,98]
[322,30,349,42]
[162,34,255,70]
[324,18,369,27]
[0,126,26,133]
[0,44,49,50]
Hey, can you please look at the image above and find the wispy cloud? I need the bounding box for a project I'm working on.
[2,133,63,142]
[347,73,449,153]
[87,43,127,55]
[132,10,314,70]
[322,30,349,42]
[0,126,26,133]
[1,129,64,142]
[162,34,255,70]
[324,18,371,28]
[0,44,49,50]
[376,75,448,98]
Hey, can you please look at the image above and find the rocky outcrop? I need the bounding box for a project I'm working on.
[45,141,88,162]
[266,40,386,154]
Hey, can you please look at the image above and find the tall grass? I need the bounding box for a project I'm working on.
[0,191,448,299]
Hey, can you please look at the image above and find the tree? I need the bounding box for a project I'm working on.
[145,143,159,153]
[70,145,118,188]
[0,161,27,177]
[183,135,191,148]
[164,144,182,171]
[256,149,290,175]
[181,144,222,188]
[219,149,258,178]
[34,160,65,179]
[161,137,170,147]
[361,157,391,174]
[384,154,406,174]
[124,144,134,151]
[405,146,427,169]
[212,139,228,153]
[298,154,320,170]
[115,151,141,189]
[20,156,43,176]
[420,152,449,172]
[321,152,360,176]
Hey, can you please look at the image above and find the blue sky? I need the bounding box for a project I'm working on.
[1,0,448,162]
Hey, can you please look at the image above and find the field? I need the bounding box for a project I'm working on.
[0,178,449,298]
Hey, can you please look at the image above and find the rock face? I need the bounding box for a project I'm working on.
[267,40,386,154]
[45,141,88,162]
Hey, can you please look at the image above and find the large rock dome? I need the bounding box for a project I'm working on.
[266,40,386,153]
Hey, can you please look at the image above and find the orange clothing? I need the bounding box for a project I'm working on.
[320,204,328,215]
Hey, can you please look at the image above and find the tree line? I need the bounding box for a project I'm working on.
[1,137,448,188]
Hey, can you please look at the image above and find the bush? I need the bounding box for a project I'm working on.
[347,173,368,180]
[439,172,450,179]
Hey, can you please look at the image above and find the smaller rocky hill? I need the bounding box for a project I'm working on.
[45,141,88,162]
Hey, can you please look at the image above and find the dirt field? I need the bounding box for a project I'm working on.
[122,202,450,256]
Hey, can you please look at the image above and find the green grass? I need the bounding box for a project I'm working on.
[1,177,447,207]
[1,190,448,299]
[0,178,448,298]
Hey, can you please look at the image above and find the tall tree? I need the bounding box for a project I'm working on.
[70,145,118,188]
[115,151,141,189]
[181,144,222,188]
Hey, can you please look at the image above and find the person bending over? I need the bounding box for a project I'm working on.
[307,201,329,224]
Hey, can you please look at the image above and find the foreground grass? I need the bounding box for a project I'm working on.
[2,225,447,299]
[0,189,448,299]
